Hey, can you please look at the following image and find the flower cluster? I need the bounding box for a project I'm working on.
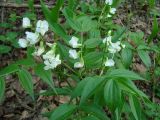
[105,0,116,18]
[68,36,84,68]
[18,17,49,48]
[18,17,61,70]
[42,44,61,70]
[103,31,125,67]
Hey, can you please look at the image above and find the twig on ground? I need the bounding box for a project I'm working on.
[0,2,52,8]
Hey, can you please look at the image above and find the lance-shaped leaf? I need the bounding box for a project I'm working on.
[80,76,104,105]
[106,69,145,80]
[104,79,121,111]
[0,64,19,77]
[50,104,77,120]
[121,48,133,68]
[79,104,110,120]
[137,50,151,68]
[0,77,5,103]
[17,68,34,100]
[82,116,100,120]
[40,0,69,43]
[129,95,142,120]
[35,64,55,90]
[71,77,89,99]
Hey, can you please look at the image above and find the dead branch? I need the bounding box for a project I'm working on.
[0,2,52,8]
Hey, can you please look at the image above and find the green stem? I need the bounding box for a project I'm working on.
[99,43,108,76]
[152,54,156,102]
[98,4,107,25]
[80,32,84,59]
[62,62,76,74]
[62,62,82,79]
[79,32,85,77]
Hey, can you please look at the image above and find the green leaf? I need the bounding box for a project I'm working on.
[63,8,97,32]
[112,27,126,42]
[0,77,5,103]
[68,0,75,9]
[23,11,36,21]
[41,0,69,43]
[137,50,151,68]
[0,22,12,28]
[28,0,35,12]
[148,0,155,8]
[104,79,121,111]
[76,16,97,32]
[0,64,19,77]
[40,0,63,23]
[137,44,152,51]
[106,69,145,80]
[40,87,71,96]
[27,46,35,58]
[49,104,77,120]
[35,64,55,90]
[50,0,64,22]
[17,68,34,100]
[82,116,100,120]
[121,48,133,68]
[129,32,144,45]
[80,104,109,120]
[50,22,70,43]
[129,95,141,120]
[80,76,104,105]
[0,35,6,41]
[84,38,102,48]
[117,78,148,99]
[16,58,36,67]
[148,16,159,43]
[6,32,18,41]
[71,77,89,98]
[84,52,103,69]
[89,29,101,38]
[57,42,73,64]
[94,87,105,106]
[0,45,11,54]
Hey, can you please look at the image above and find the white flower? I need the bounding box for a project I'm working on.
[43,50,61,70]
[74,61,84,68]
[18,38,28,48]
[108,30,112,35]
[25,32,39,45]
[107,14,112,18]
[108,41,121,53]
[43,50,54,60]
[36,20,49,35]
[46,42,53,47]
[69,36,82,48]
[110,8,116,14]
[121,43,126,48]
[69,49,79,59]
[33,46,45,56]
[22,17,31,28]
[103,36,112,44]
[105,0,113,5]
[104,58,115,67]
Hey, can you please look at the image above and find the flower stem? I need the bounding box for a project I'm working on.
[98,4,107,25]
[99,43,108,76]
[62,62,82,79]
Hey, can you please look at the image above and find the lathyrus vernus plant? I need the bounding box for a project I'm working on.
[1,0,159,120]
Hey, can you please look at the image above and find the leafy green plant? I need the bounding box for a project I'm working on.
[0,13,20,54]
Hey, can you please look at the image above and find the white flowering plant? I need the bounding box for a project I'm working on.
[0,0,160,120]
